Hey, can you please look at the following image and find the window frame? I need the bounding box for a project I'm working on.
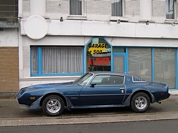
[84,37,113,73]
[30,46,84,77]
[110,0,128,22]
[91,74,124,86]
[69,0,84,16]
[111,0,124,17]
[0,0,18,28]
[166,0,176,19]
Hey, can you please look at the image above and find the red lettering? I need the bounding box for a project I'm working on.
[105,58,109,65]
[88,57,110,66]
[100,58,104,65]
[88,58,92,65]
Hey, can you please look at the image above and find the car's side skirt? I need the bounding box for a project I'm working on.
[70,104,126,109]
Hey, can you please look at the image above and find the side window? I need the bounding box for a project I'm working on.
[133,76,145,82]
[166,0,175,19]
[92,75,110,85]
[111,0,123,17]
[91,75,124,85]
[108,75,124,85]
[70,0,82,15]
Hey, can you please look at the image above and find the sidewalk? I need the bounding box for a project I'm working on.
[0,95,178,127]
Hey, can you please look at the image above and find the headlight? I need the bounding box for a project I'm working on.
[19,87,36,95]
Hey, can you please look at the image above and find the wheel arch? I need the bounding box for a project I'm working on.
[40,93,67,107]
[124,90,155,106]
[131,90,152,104]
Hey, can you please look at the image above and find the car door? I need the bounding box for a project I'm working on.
[80,74,125,106]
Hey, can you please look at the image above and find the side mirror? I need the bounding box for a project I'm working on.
[90,82,96,87]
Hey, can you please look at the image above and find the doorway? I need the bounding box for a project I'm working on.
[113,54,126,73]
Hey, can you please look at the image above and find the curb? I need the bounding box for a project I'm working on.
[1,112,178,127]
[0,92,16,99]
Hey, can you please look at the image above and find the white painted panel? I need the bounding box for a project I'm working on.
[140,0,152,20]
[0,29,18,47]
[135,23,178,38]
[30,0,46,17]
[21,19,178,39]
[106,37,178,47]
[23,36,87,46]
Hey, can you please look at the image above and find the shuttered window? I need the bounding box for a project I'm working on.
[111,0,123,16]
[70,0,82,15]
[166,0,175,19]
[0,0,18,22]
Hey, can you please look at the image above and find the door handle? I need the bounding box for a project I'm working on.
[120,88,125,93]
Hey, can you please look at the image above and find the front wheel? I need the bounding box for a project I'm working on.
[42,95,65,116]
[130,92,150,113]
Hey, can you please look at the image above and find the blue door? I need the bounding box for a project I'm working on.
[80,74,125,106]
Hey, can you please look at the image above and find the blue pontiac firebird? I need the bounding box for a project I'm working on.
[16,72,170,116]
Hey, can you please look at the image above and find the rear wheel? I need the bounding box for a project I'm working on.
[131,92,150,113]
[42,95,64,116]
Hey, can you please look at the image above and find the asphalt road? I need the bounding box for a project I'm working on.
[1,95,178,127]
[1,119,178,133]
[0,97,175,118]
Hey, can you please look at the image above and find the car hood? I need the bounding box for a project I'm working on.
[17,81,76,98]
[25,81,74,89]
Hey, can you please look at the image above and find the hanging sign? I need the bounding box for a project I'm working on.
[88,57,110,66]
[88,43,107,54]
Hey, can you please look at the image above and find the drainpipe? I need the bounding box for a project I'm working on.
[18,0,22,18]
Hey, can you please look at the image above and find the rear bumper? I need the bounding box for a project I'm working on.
[167,93,171,98]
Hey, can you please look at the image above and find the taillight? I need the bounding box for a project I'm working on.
[160,92,165,95]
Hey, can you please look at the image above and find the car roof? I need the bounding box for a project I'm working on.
[88,71,132,76]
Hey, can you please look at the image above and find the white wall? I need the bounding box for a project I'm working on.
[0,29,18,47]
[19,0,178,89]
[21,19,178,40]
[22,0,168,23]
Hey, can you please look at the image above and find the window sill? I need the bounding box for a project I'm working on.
[165,19,177,24]
[0,21,19,28]
[20,76,80,81]
[110,16,129,22]
[139,19,155,23]
[67,15,87,20]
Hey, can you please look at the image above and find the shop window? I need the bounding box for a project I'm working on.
[31,47,83,76]
[31,47,38,74]
[128,48,151,81]
[111,0,123,16]
[166,0,175,19]
[154,48,175,88]
[70,0,82,15]
[86,38,111,72]
[113,47,126,53]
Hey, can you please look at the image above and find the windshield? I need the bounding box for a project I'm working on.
[74,73,93,85]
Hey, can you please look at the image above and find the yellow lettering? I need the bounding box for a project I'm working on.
[88,47,107,54]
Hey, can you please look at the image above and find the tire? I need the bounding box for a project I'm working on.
[130,92,150,113]
[42,95,65,116]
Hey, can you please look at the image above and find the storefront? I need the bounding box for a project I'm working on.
[27,37,177,90]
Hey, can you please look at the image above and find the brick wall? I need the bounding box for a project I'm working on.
[0,47,19,92]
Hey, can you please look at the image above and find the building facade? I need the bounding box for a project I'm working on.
[3,0,178,93]
[0,0,19,92]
